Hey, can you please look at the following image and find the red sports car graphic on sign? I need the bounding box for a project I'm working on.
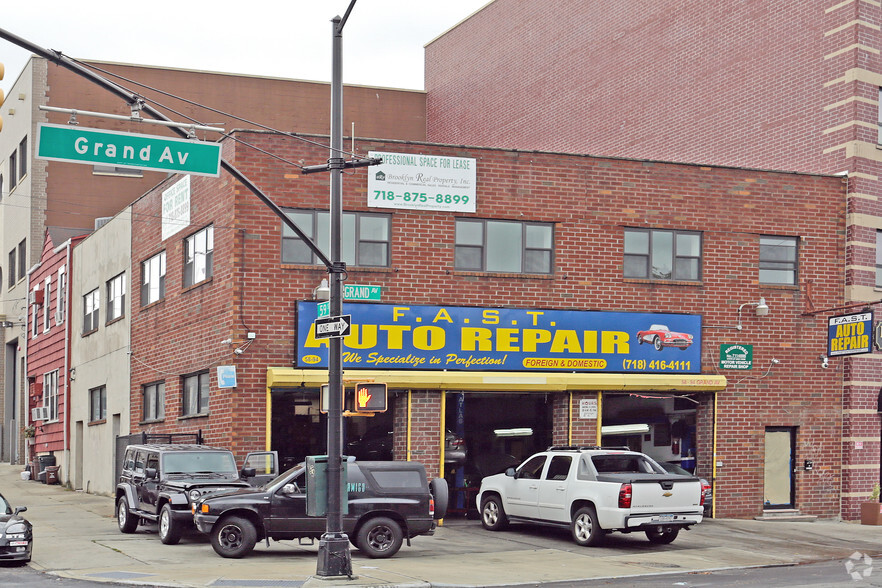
[636,324,694,351]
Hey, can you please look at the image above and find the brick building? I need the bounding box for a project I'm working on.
[1,55,425,465]
[128,130,845,519]
[425,0,880,519]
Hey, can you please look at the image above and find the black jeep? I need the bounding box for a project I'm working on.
[193,459,448,558]
[116,444,277,544]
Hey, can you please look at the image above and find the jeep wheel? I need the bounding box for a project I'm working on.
[645,527,679,544]
[571,506,604,546]
[117,498,139,533]
[159,504,183,545]
[211,516,257,558]
[480,495,509,531]
[357,517,403,558]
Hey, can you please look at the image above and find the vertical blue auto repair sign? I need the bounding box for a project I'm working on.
[828,311,874,357]
[297,302,702,374]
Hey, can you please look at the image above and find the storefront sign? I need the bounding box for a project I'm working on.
[367,151,476,213]
[296,302,702,373]
[828,311,873,357]
[719,344,752,370]
[579,398,598,419]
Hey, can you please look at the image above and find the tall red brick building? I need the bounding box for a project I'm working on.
[426,0,880,519]
[128,129,845,519]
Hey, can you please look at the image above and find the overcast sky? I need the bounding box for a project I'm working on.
[1,0,491,99]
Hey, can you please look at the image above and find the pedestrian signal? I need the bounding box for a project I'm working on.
[354,382,387,413]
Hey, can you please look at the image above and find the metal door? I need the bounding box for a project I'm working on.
[764,427,795,509]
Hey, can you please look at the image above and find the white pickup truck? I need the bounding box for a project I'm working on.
[477,446,704,546]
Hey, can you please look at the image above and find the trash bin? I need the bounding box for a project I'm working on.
[38,454,56,471]
[45,465,60,485]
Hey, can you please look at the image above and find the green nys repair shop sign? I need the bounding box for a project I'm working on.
[36,123,222,177]
[719,344,752,370]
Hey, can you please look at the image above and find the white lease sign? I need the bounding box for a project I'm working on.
[367,150,476,213]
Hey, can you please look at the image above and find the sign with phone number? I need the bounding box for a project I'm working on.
[367,150,476,213]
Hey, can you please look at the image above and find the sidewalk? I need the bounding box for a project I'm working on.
[2,463,880,587]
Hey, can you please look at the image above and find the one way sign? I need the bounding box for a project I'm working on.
[314,315,352,339]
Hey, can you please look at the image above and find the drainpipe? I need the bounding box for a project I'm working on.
[63,240,71,483]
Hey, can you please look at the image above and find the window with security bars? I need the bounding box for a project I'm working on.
[282,209,390,267]
[454,219,553,274]
[759,236,797,285]
[623,228,701,281]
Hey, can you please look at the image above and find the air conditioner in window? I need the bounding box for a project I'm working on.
[55,310,64,325]
[30,406,49,421]
[28,289,44,306]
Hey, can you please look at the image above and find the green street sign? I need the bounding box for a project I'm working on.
[317,301,330,318]
[719,344,753,370]
[36,123,222,177]
[343,284,382,301]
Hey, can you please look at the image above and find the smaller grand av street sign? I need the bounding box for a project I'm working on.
[36,123,222,177]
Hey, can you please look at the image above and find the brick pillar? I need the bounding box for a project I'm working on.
[392,390,443,479]
[551,391,599,446]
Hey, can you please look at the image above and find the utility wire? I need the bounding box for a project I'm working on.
[71,58,371,163]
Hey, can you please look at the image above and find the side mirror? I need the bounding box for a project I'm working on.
[505,467,517,477]
[282,483,300,494]
[241,467,256,478]
[145,468,157,479]
[13,506,27,516]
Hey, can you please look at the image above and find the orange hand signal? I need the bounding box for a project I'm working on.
[357,387,372,408]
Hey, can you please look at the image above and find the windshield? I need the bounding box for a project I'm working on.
[162,451,238,475]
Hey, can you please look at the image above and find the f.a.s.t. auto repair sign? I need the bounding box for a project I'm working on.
[828,311,873,357]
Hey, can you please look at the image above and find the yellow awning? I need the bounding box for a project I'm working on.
[267,368,727,392]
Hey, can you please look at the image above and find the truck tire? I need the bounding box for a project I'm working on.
[357,516,403,558]
[211,515,257,558]
[645,527,679,544]
[571,506,604,546]
[431,478,449,519]
[159,504,183,545]
[480,495,509,531]
[117,497,139,534]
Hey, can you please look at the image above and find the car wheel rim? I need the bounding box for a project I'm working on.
[219,524,243,550]
[367,525,393,552]
[118,503,126,527]
[483,502,498,526]
[160,512,169,537]
[574,514,592,541]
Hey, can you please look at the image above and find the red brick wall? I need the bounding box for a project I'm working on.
[130,131,846,517]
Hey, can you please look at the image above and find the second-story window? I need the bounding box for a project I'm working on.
[759,235,798,285]
[623,228,701,281]
[182,372,210,416]
[141,251,166,306]
[17,239,25,281]
[106,273,126,322]
[183,226,213,288]
[83,288,100,334]
[18,136,27,180]
[282,210,391,267]
[43,276,51,333]
[455,219,553,274]
[8,153,16,191]
[7,250,15,288]
[56,267,66,325]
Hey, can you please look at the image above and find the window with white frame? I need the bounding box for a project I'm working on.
[18,136,27,180]
[183,226,214,288]
[7,249,14,288]
[8,153,16,191]
[31,289,38,338]
[43,276,51,333]
[89,385,107,422]
[182,372,210,416]
[282,209,391,267]
[44,370,58,421]
[17,239,25,281]
[455,218,554,274]
[56,266,66,325]
[143,381,165,421]
[759,235,798,285]
[106,272,125,322]
[141,251,166,306]
[83,288,99,334]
